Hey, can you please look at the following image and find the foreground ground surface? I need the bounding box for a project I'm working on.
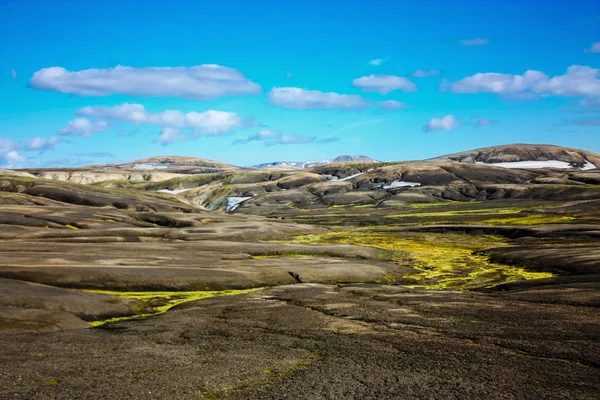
[2,284,599,399]
[1,164,600,399]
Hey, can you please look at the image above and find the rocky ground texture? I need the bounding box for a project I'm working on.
[1,144,600,399]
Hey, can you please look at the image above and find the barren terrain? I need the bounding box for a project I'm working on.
[1,144,599,399]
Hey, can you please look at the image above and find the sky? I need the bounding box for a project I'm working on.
[1,0,599,168]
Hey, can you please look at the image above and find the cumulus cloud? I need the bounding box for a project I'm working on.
[58,118,109,137]
[352,74,417,94]
[369,58,389,66]
[413,69,441,77]
[0,141,23,168]
[4,151,27,167]
[584,42,600,53]
[156,127,188,145]
[460,38,489,46]
[30,65,262,100]
[423,115,459,132]
[233,129,317,146]
[268,87,405,110]
[26,136,61,151]
[76,103,254,135]
[474,118,497,127]
[11,69,17,80]
[268,87,370,109]
[444,65,600,97]
[0,136,61,168]
[277,134,316,145]
[379,100,408,109]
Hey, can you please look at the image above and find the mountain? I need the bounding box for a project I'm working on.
[332,155,375,163]
[92,156,241,174]
[251,159,333,169]
[430,144,599,170]
[252,155,376,169]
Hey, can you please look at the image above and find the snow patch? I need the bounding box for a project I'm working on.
[338,172,364,181]
[157,188,193,195]
[475,160,574,169]
[131,163,171,170]
[226,196,252,212]
[582,160,597,171]
[382,180,421,189]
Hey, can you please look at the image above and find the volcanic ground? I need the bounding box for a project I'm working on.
[1,144,600,399]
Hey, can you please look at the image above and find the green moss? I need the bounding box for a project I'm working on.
[47,377,62,386]
[195,346,323,399]
[252,253,324,259]
[291,231,552,290]
[477,215,575,225]
[85,288,262,327]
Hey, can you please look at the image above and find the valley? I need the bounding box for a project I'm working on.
[1,144,599,399]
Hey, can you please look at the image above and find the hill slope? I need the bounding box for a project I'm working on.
[430,144,599,170]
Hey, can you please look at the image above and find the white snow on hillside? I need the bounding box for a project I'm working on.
[382,181,421,189]
[339,172,364,181]
[131,163,171,170]
[475,160,574,169]
[582,160,597,171]
[226,196,252,212]
[157,188,193,195]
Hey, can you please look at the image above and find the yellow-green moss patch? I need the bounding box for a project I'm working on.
[84,288,262,327]
[291,231,552,290]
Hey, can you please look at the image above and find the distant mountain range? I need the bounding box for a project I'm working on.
[252,155,376,169]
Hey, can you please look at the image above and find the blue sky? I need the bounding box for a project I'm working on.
[1,0,599,167]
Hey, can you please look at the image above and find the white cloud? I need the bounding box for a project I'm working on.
[413,69,441,77]
[352,74,417,94]
[460,38,489,46]
[25,136,60,151]
[423,115,459,132]
[378,100,408,109]
[248,129,281,141]
[185,110,248,134]
[30,65,262,100]
[156,127,187,145]
[0,139,27,169]
[474,118,496,127]
[535,66,600,96]
[76,103,252,134]
[369,58,387,66]
[445,65,600,97]
[269,87,370,109]
[1,137,60,153]
[0,136,61,167]
[4,151,27,167]
[277,134,315,145]
[233,129,316,146]
[58,118,109,137]
[268,87,403,110]
[11,69,17,80]
[584,42,600,53]
[0,139,18,155]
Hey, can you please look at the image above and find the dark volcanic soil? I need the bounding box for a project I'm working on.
[1,168,600,399]
[1,284,599,399]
